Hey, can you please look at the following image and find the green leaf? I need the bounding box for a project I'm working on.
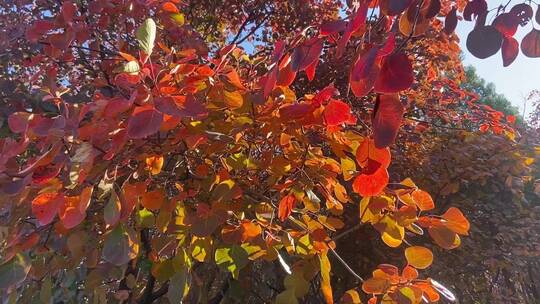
[167,266,190,303]
[39,275,52,304]
[104,189,121,228]
[190,237,212,262]
[275,289,299,304]
[136,18,156,55]
[137,208,155,229]
[102,224,139,266]
[284,271,309,298]
[215,245,248,279]
[122,61,140,74]
[170,13,185,26]
[0,253,31,290]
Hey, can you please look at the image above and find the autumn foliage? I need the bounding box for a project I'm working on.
[0,0,538,303]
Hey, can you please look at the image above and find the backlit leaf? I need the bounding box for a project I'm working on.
[291,37,324,72]
[411,189,434,211]
[501,36,519,67]
[324,99,356,127]
[442,207,470,235]
[428,225,461,249]
[215,245,248,279]
[374,53,413,94]
[352,166,389,197]
[278,194,296,221]
[372,94,404,149]
[362,277,390,294]
[32,192,63,226]
[319,252,333,304]
[340,289,362,304]
[405,246,433,269]
[136,18,156,55]
[349,47,380,97]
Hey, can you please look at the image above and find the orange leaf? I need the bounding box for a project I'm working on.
[352,166,389,197]
[240,221,262,242]
[141,189,165,211]
[145,155,164,175]
[404,246,433,269]
[162,2,179,13]
[355,138,391,169]
[401,265,418,281]
[278,194,295,221]
[372,94,404,149]
[32,192,63,225]
[362,277,390,294]
[340,289,362,304]
[428,226,461,249]
[411,189,435,211]
[324,99,357,127]
[442,207,470,235]
[59,196,85,229]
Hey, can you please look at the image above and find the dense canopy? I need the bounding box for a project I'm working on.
[0,0,539,303]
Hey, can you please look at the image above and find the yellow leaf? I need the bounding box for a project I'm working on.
[404,246,433,269]
[319,252,333,304]
[146,155,164,175]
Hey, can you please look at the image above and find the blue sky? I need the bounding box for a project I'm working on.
[456,18,539,116]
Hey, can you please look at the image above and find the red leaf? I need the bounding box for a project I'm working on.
[278,194,296,221]
[32,192,63,225]
[155,95,207,119]
[61,1,77,24]
[291,37,324,72]
[279,103,316,121]
[356,138,391,169]
[349,47,380,97]
[372,94,405,148]
[263,66,278,98]
[352,164,389,197]
[463,0,487,21]
[8,112,32,134]
[305,58,318,81]
[501,36,519,67]
[32,164,62,185]
[277,61,297,86]
[510,3,533,26]
[324,99,356,127]
[336,3,368,58]
[320,20,347,36]
[59,188,92,229]
[521,28,540,58]
[374,53,413,93]
[127,106,164,139]
[493,13,518,37]
[380,0,413,16]
[466,26,503,59]
[444,7,458,35]
[162,2,179,13]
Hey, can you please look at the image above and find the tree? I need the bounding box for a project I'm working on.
[462,65,519,117]
[0,0,538,303]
